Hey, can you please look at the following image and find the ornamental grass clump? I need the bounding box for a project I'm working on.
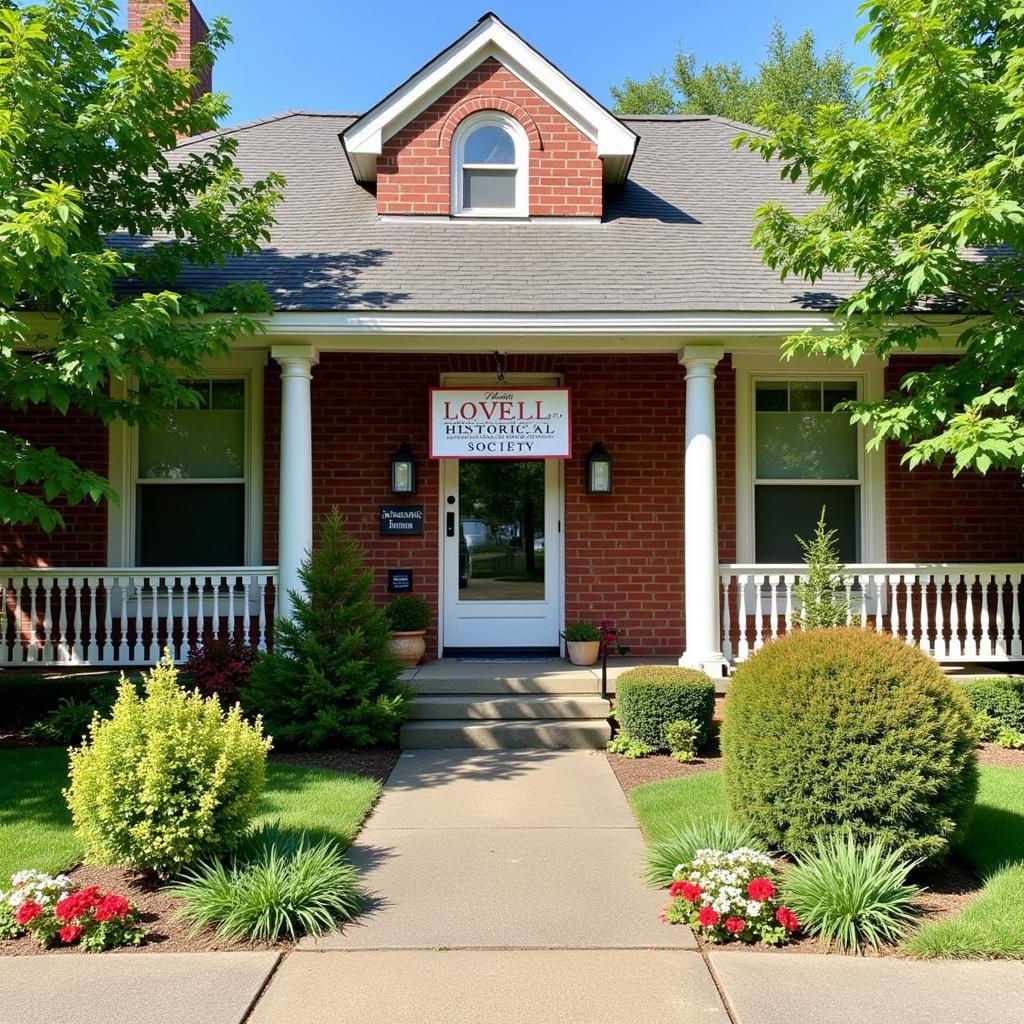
[170,829,363,942]
[721,628,978,863]
[615,666,716,751]
[644,817,758,888]
[65,654,272,878]
[782,832,921,954]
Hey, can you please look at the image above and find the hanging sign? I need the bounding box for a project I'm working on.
[429,387,572,459]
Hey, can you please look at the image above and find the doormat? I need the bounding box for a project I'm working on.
[457,657,555,664]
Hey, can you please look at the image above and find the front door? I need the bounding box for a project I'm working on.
[441,458,562,653]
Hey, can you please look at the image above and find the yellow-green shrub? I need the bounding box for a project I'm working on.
[721,629,978,862]
[65,654,272,877]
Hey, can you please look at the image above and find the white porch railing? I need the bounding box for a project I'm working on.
[720,563,1024,664]
[0,568,278,667]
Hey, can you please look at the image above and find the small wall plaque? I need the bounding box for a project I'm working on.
[388,569,414,593]
[380,504,424,536]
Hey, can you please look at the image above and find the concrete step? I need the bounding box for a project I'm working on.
[407,674,602,696]
[408,694,611,721]
[400,719,612,750]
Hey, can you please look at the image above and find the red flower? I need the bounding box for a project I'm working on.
[15,901,41,925]
[775,907,800,932]
[725,917,746,935]
[59,925,83,944]
[697,906,720,928]
[93,894,131,922]
[56,887,103,924]
[669,881,703,902]
[747,877,775,901]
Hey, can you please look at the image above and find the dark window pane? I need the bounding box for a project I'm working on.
[755,485,860,563]
[823,382,857,412]
[464,125,515,164]
[212,381,245,410]
[754,381,787,412]
[463,169,516,209]
[136,484,244,566]
[789,381,821,412]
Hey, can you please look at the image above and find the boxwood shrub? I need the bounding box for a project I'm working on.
[721,628,978,863]
[959,678,1024,732]
[615,666,716,749]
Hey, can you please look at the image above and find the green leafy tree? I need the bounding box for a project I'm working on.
[611,22,858,128]
[743,1,1024,476]
[241,509,410,748]
[792,507,852,629]
[0,0,284,530]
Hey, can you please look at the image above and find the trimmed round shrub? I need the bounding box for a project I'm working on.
[721,629,978,862]
[615,666,716,749]
[960,679,1024,733]
[66,654,272,877]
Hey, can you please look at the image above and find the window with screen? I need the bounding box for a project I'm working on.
[753,379,861,563]
[135,380,246,566]
[452,113,526,216]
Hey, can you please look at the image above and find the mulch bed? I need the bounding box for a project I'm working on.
[977,742,1024,769]
[606,750,722,792]
[0,864,284,957]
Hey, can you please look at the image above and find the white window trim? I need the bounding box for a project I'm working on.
[107,350,266,568]
[450,111,528,218]
[734,354,886,565]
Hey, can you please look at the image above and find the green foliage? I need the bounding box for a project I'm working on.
[65,654,271,877]
[560,621,601,642]
[960,679,1024,732]
[0,0,284,529]
[643,817,758,888]
[782,831,921,953]
[664,719,699,763]
[611,21,858,128]
[721,628,978,862]
[606,734,656,758]
[169,831,363,942]
[28,695,113,745]
[996,727,1024,750]
[384,595,431,632]
[743,1,1024,475]
[972,711,999,742]
[792,506,852,628]
[615,666,716,750]
[0,674,122,729]
[242,509,410,748]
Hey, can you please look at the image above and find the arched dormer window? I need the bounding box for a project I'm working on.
[451,112,528,217]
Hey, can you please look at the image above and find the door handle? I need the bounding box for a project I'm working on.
[446,512,455,537]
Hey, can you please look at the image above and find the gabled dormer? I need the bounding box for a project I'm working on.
[341,12,638,219]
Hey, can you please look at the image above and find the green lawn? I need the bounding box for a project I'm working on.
[627,765,1024,959]
[0,747,382,881]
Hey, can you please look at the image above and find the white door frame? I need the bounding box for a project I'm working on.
[436,372,565,655]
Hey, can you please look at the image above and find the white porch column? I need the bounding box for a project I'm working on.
[272,344,318,617]
[679,345,728,676]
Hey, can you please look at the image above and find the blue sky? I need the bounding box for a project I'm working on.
[118,1,870,126]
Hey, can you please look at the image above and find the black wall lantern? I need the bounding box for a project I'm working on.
[586,442,613,494]
[390,442,417,495]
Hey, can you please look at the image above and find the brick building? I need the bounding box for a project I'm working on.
[4,8,1024,689]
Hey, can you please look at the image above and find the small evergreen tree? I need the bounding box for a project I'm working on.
[242,509,409,747]
[792,507,852,629]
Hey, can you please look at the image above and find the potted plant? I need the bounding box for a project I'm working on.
[561,622,602,666]
[384,595,431,667]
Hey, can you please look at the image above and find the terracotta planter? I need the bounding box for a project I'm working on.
[387,630,427,668]
[566,639,601,666]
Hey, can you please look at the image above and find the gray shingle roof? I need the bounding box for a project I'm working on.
[166,110,856,313]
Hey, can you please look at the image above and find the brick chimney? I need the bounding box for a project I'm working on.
[127,1,211,99]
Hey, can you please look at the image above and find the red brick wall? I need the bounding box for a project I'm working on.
[262,353,738,658]
[377,57,603,217]
[128,1,211,99]
[0,406,109,567]
[885,356,1024,561]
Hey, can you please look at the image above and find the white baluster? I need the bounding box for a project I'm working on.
[994,573,1008,659]
[858,573,867,628]
[101,576,114,662]
[227,575,237,643]
[768,575,780,644]
[180,576,192,661]
[133,577,145,662]
[1011,573,1022,659]
[55,577,69,663]
[85,578,99,662]
[212,576,222,642]
[737,573,750,661]
[149,576,160,662]
[964,573,978,658]
[41,577,54,663]
[257,575,268,651]
[918,574,931,653]
[933,574,948,660]
[901,575,917,648]
[752,575,766,652]
[27,578,38,662]
[11,578,25,664]
[890,575,902,642]
[784,575,795,636]
[843,576,854,626]
[979,572,993,658]
[163,576,175,661]
[116,578,130,662]
[950,573,963,658]
[873,575,885,633]
[721,576,733,663]
[71,577,84,661]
